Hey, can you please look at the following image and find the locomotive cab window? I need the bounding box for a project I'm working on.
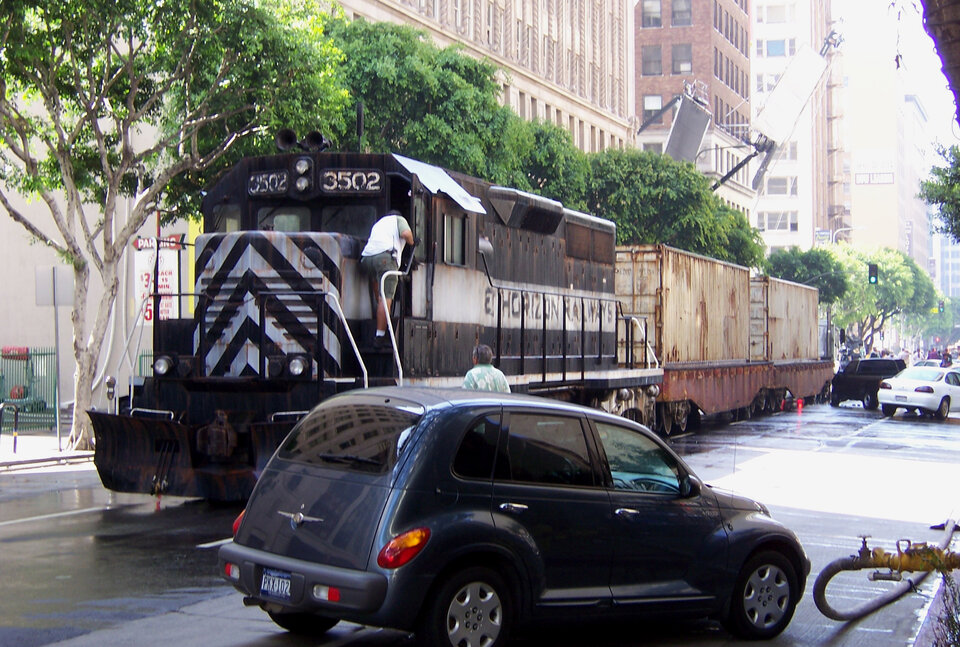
[210,204,241,233]
[443,212,466,265]
[321,204,378,238]
[258,207,309,232]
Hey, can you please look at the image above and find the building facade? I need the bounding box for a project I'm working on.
[336,0,636,152]
[634,0,756,215]
[840,7,933,269]
[751,0,839,252]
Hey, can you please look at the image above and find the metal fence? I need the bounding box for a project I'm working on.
[1,346,57,431]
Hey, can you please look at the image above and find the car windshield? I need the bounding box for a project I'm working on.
[277,401,423,473]
[897,367,944,382]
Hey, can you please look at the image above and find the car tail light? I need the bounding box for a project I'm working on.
[915,385,935,393]
[232,509,246,536]
[377,527,431,569]
[879,381,891,389]
[224,562,240,581]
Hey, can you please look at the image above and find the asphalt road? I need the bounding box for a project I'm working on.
[0,402,957,647]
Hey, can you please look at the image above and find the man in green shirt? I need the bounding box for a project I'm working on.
[463,344,511,393]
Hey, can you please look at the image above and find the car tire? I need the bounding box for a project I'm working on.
[267,611,339,635]
[830,394,840,407]
[723,550,799,640]
[420,566,513,647]
[935,397,950,421]
[881,404,897,417]
[863,392,879,410]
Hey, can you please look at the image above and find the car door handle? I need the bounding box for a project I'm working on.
[498,502,529,513]
[615,507,640,519]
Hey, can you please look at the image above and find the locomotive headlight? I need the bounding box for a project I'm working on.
[154,355,174,376]
[288,356,309,377]
[295,176,311,192]
[294,158,312,175]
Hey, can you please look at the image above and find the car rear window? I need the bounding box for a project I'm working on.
[277,402,423,473]
[899,367,943,381]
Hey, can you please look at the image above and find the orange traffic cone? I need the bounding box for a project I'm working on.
[797,398,804,413]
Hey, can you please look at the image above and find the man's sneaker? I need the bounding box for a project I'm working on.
[373,335,389,350]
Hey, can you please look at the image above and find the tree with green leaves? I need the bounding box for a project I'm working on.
[586,148,766,269]
[519,121,589,211]
[328,18,531,188]
[831,246,937,354]
[0,0,348,448]
[918,144,960,242]
[767,246,848,305]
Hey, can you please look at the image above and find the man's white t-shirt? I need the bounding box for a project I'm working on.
[361,215,410,265]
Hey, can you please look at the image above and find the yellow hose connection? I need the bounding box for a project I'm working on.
[814,519,958,622]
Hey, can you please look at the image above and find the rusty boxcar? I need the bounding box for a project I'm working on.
[616,244,833,434]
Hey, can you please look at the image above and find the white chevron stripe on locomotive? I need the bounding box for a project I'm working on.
[193,232,344,377]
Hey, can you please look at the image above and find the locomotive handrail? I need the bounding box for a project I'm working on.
[477,245,622,378]
[620,313,659,370]
[376,243,420,386]
[130,407,175,420]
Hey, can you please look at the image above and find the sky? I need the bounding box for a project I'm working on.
[834,0,960,148]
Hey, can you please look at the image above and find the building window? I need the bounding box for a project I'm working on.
[766,177,798,196]
[761,211,799,231]
[766,40,786,56]
[642,45,662,75]
[672,44,692,74]
[642,0,662,27]
[672,0,692,26]
[643,95,663,122]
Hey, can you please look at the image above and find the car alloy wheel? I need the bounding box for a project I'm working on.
[422,566,512,647]
[724,550,798,640]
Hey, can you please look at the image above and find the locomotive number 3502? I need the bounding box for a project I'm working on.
[321,169,382,193]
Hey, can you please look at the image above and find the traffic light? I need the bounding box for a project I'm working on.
[868,263,878,284]
[939,300,945,313]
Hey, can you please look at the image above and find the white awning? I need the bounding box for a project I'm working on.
[393,154,486,214]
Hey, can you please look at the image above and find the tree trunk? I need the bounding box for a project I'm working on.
[66,256,121,450]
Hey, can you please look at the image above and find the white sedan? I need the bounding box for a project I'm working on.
[878,366,960,419]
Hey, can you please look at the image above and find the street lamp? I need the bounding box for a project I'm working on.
[832,226,862,244]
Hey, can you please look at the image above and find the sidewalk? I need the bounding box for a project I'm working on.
[0,428,93,469]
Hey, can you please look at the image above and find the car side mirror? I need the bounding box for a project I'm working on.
[681,474,703,498]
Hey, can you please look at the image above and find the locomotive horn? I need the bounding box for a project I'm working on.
[276,129,298,151]
[301,131,331,152]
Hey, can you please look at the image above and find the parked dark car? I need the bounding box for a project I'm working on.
[219,387,810,645]
[830,357,907,409]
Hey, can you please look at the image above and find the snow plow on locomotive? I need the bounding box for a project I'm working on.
[90,145,663,501]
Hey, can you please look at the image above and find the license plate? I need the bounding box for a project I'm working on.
[260,567,291,601]
[895,395,908,402]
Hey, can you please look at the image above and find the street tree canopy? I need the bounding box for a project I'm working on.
[586,149,766,269]
[328,18,531,187]
[0,0,347,448]
[831,245,936,353]
[919,144,960,242]
[767,246,848,305]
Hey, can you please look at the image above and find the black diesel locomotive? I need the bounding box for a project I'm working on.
[90,137,662,500]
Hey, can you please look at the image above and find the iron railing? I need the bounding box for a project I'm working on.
[0,347,57,431]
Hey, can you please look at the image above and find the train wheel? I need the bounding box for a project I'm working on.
[674,408,688,433]
[657,403,674,436]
